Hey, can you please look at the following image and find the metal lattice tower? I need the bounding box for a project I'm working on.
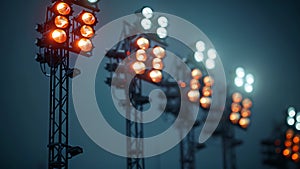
[48,49,70,169]
[127,76,145,169]
[180,128,196,169]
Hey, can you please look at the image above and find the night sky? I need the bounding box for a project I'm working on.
[1,0,300,169]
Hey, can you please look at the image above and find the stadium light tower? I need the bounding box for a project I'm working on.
[35,0,100,168]
[221,66,255,169]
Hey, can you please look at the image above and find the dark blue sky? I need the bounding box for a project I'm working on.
[0,0,300,169]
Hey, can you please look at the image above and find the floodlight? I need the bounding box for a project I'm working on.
[187,90,200,102]
[51,29,67,43]
[236,67,245,78]
[132,61,146,74]
[55,2,71,16]
[194,51,204,62]
[54,16,69,28]
[207,48,217,59]
[191,69,202,80]
[88,0,99,3]
[190,79,200,90]
[234,77,244,87]
[149,70,162,83]
[205,58,215,69]
[288,107,296,117]
[136,49,147,61]
[142,7,153,19]
[158,16,168,28]
[200,97,211,109]
[244,83,253,93]
[137,37,150,50]
[141,18,152,30]
[77,38,93,52]
[287,117,295,126]
[81,12,96,25]
[80,25,94,38]
[246,73,254,84]
[229,112,240,124]
[232,92,243,103]
[195,41,205,52]
[156,27,167,39]
[152,58,164,70]
[152,46,165,58]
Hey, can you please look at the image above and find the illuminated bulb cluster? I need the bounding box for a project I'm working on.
[132,37,166,83]
[193,41,217,70]
[234,67,254,93]
[140,7,168,39]
[282,129,300,162]
[286,107,300,131]
[187,68,213,109]
[229,92,253,129]
[74,11,97,52]
[51,2,72,44]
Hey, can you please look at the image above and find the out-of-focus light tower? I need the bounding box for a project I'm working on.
[176,40,217,169]
[260,122,288,169]
[222,67,255,169]
[35,0,100,168]
[104,6,169,169]
[282,107,300,168]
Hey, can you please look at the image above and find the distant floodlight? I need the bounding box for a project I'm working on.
[200,97,211,109]
[190,79,201,90]
[152,58,164,70]
[141,18,152,30]
[234,77,244,87]
[239,117,250,128]
[244,83,253,93]
[158,16,168,27]
[196,41,205,52]
[236,67,245,78]
[296,122,300,131]
[229,112,240,124]
[152,46,165,58]
[136,37,150,50]
[232,92,243,103]
[149,70,162,83]
[88,0,99,3]
[142,7,153,19]
[191,69,202,80]
[187,90,200,102]
[246,74,255,84]
[288,107,296,117]
[156,27,167,39]
[287,117,295,126]
[296,112,300,122]
[194,51,204,62]
[132,61,146,74]
[136,49,147,62]
[207,48,217,59]
[205,59,215,69]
